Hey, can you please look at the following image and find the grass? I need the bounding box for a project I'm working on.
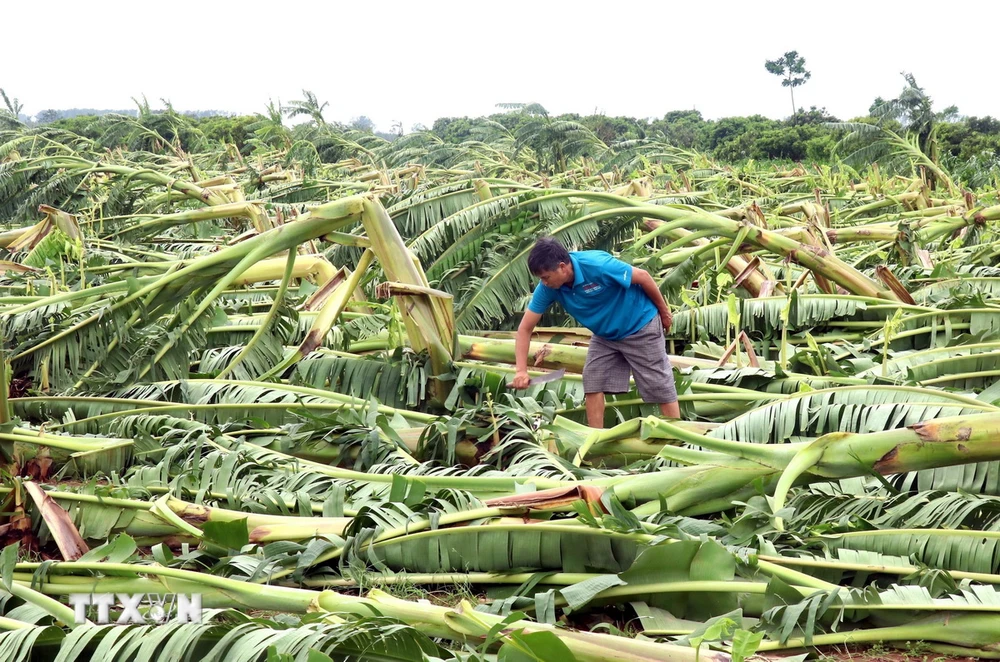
[816,642,976,662]
[372,577,481,607]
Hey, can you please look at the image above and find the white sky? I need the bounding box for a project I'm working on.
[4,0,997,132]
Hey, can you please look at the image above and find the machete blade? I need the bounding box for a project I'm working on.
[507,368,567,389]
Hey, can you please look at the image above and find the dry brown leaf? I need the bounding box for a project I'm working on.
[23,481,89,560]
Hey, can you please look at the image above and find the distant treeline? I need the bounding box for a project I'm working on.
[34,108,231,122]
[429,107,1000,165]
[36,105,1000,166]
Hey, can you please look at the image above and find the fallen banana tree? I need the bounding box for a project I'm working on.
[6,553,716,662]
[6,117,1000,660]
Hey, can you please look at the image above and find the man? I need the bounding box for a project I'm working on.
[512,237,680,428]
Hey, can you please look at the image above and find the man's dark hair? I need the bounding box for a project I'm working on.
[528,237,570,275]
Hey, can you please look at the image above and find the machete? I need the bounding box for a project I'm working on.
[507,368,566,389]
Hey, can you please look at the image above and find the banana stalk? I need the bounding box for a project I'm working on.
[359,198,456,405]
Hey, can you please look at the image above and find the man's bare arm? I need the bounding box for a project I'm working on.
[631,267,672,331]
[513,310,543,388]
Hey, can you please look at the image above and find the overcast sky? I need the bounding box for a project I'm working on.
[4,1,996,132]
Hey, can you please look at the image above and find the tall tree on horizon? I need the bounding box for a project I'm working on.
[765,51,811,118]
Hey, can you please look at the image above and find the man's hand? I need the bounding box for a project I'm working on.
[515,310,543,388]
[511,371,531,389]
[660,308,673,332]
[632,268,673,335]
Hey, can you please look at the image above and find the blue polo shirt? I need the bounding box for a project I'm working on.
[528,251,657,340]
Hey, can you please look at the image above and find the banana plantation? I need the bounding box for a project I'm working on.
[3,107,1000,662]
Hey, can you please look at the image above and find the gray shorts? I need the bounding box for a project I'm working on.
[583,316,678,403]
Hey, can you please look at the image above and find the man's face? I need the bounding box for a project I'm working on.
[536,263,571,289]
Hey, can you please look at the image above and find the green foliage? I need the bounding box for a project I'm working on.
[196,114,258,152]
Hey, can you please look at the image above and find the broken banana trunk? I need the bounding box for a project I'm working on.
[582,412,1000,517]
